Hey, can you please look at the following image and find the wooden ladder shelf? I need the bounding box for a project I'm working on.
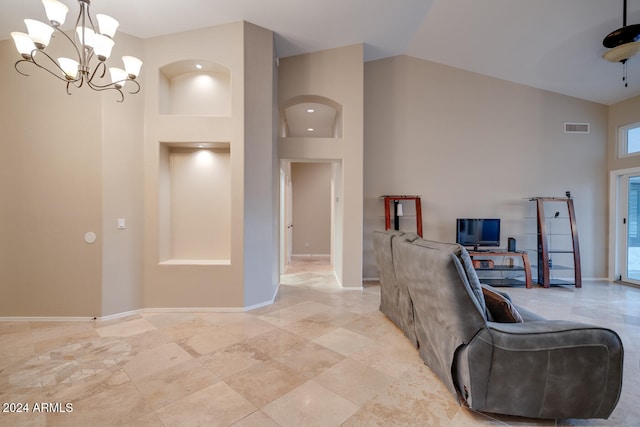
[531,197,581,288]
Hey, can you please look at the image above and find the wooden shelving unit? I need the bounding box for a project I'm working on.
[380,195,422,237]
[530,197,581,288]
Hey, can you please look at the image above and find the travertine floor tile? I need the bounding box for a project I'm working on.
[119,411,166,427]
[350,330,423,378]
[0,321,31,335]
[0,388,46,427]
[118,328,173,354]
[32,328,100,354]
[177,326,240,357]
[225,360,307,408]
[258,307,314,327]
[46,382,150,427]
[198,342,271,379]
[131,359,220,409]
[0,257,638,427]
[0,329,35,364]
[155,382,256,427]
[450,408,512,426]
[29,322,95,344]
[241,328,308,358]
[141,312,199,329]
[313,358,394,406]
[272,340,344,379]
[202,315,277,340]
[231,410,280,427]
[342,311,400,340]
[122,342,192,380]
[95,318,156,338]
[42,367,130,403]
[343,363,459,426]
[282,315,340,339]
[262,380,359,427]
[9,338,131,388]
[312,327,373,356]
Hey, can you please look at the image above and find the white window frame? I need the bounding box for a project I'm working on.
[618,121,640,158]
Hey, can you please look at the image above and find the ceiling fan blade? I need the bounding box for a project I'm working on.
[603,24,640,48]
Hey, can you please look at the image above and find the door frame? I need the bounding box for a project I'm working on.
[279,159,341,276]
[609,166,640,285]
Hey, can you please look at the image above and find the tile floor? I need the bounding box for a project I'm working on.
[1,258,639,426]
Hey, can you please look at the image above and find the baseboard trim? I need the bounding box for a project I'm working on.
[143,307,246,314]
[0,316,96,322]
[291,254,331,258]
[100,309,143,321]
[0,284,283,322]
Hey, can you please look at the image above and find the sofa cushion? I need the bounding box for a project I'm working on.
[403,239,488,318]
[457,248,488,318]
[482,285,523,323]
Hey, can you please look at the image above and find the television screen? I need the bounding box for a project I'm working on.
[456,218,500,249]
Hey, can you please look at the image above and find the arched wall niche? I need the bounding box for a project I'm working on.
[159,59,231,116]
[281,95,343,138]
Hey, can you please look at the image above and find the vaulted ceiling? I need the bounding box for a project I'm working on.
[2,0,639,105]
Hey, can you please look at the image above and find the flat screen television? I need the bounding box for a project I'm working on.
[456,218,500,250]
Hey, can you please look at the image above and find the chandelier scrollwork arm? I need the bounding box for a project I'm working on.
[10,0,142,102]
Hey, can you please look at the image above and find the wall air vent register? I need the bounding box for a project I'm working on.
[564,123,590,134]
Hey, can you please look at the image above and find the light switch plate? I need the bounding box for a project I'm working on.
[117,218,126,229]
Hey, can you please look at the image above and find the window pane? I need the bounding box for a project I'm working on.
[628,127,640,154]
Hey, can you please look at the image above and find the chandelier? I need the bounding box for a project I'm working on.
[11,0,142,102]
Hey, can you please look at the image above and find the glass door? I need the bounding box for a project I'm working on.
[624,175,640,284]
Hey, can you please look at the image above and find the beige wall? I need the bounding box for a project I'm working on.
[168,71,231,116]
[242,22,279,307]
[364,55,608,279]
[608,95,640,172]
[279,44,364,287]
[2,25,625,317]
[0,35,145,317]
[143,22,277,309]
[101,33,146,317]
[291,162,332,254]
[606,94,640,281]
[167,148,231,260]
[143,23,244,309]
[1,21,276,317]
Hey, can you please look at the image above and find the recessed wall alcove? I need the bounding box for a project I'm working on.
[159,60,231,116]
[281,95,343,138]
[158,142,231,265]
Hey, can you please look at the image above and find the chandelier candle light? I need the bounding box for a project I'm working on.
[11,0,142,102]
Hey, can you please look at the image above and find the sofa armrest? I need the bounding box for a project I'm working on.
[457,321,623,419]
[487,319,620,338]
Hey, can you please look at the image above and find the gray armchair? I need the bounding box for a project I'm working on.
[373,230,623,419]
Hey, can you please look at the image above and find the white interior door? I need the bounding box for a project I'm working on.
[279,163,293,274]
[286,173,293,263]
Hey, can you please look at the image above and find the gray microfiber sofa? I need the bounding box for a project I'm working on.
[373,230,623,419]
